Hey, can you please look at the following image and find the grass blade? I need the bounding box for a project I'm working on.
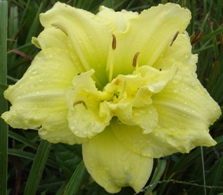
[8,148,58,169]
[144,159,167,195]
[63,161,89,195]
[8,131,38,150]
[200,147,207,195]
[24,140,51,195]
[0,0,8,194]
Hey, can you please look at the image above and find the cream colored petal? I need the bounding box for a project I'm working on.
[103,3,191,79]
[40,2,113,88]
[97,6,139,32]
[66,70,112,138]
[113,71,221,158]
[1,46,85,144]
[32,27,68,49]
[101,66,175,133]
[32,26,85,74]
[83,122,153,193]
[153,32,197,73]
[151,70,221,155]
[113,28,221,157]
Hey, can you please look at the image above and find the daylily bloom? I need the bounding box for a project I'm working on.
[2,2,221,193]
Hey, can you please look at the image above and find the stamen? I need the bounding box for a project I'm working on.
[108,34,117,82]
[132,52,140,67]
[112,34,116,50]
[73,100,88,109]
[170,31,179,46]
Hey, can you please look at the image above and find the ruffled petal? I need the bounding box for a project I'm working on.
[1,41,85,144]
[101,3,191,79]
[109,23,221,158]
[151,72,221,156]
[149,29,221,156]
[82,121,153,193]
[113,73,221,158]
[97,6,139,32]
[32,27,69,50]
[153,31,197,73]
[66,70,112,138]
[40,2,113,88]
[102,66,175,133]
[32,26,85,74]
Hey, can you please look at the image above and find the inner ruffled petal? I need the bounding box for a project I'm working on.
[114,80,220,158]
[66,70,112,138]
[66,66,175,138]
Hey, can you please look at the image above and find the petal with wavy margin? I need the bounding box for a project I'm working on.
[1,46,84,144]
[102,3,191,78]
[40,2,113,88]
[113,75,221,158]
[83,121,153,193]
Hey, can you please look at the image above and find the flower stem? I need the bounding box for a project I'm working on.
[200,147,207,195]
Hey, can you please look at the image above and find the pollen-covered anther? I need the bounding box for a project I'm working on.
[112,34,116,50]
[73,100,88,109]
[170,31,179,46]
[132,52,140,67]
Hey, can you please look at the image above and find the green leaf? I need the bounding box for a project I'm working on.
[0,1,8,194]
[8,130,38,150]
[24,140,51,195]
[63,161,89,195]
[54,143,82,178]
[144,159,167,194]
[0,82,8,90]
[207,157,223,194]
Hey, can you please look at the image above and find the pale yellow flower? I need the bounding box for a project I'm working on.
[2,2,221,193]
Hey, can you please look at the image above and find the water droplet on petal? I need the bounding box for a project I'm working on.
[172,74,182,84]
[173,88,180,93]
[139,139,143,144]
[142,147,154,156]
[39,130,47,135]
[192,72,197,77]
[167,136,178,147]
[184,54,189,59]
[55,137,61,141]
[190,109,196,114]
[70,125,76,130]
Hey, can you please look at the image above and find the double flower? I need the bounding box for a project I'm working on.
[2,2,221,193]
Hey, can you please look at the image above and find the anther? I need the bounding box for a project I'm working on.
[73,100,88,109]
[132,52,140,67]
[170,31,179,46]
[112,34,116,50]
